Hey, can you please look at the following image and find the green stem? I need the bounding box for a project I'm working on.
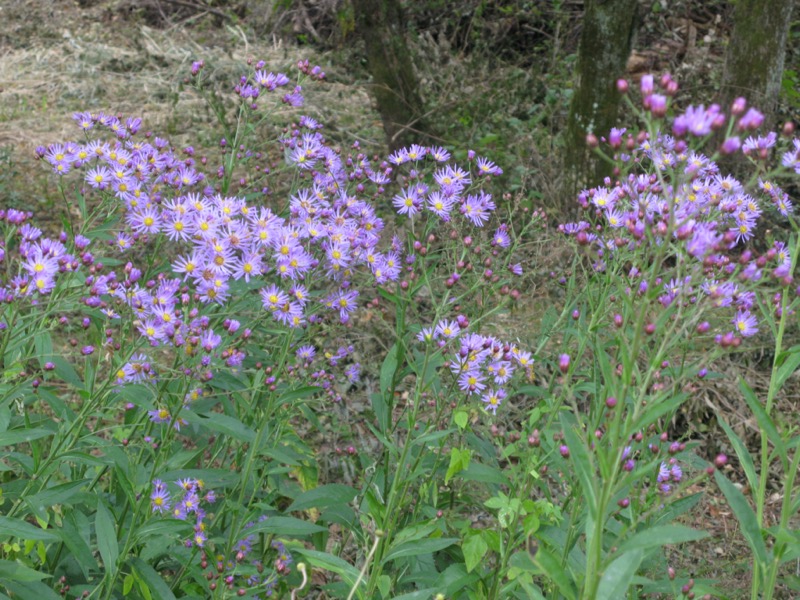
[751,232,799,600]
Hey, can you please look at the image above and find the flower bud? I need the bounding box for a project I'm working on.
[731,96,747,116]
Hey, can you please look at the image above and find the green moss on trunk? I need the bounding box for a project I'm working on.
[721,0,795,126]
[564,0,638,204]
[353,0,427,151]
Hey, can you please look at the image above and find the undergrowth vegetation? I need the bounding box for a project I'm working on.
[1,46,800,600]
[1,2,800,600]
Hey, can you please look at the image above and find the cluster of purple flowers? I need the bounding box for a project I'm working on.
[7,57,524,431]
[0,211,92,300]
[619,439,684,492]
[205,518,292,598]
[419,317,534,415]
[151,477,216,548]
[563,77,797,345]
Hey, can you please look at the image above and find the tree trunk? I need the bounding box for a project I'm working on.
[564,0,638,202]
[353,0,427,152]
[720,0,795,127]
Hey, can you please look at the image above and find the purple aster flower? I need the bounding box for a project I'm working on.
[481,388,506,414]
[199,329,222,352]
[731,219,756,244]
[282,86,304,107]
[428,146,451,162]
[149,407,171,424]
[151,485,171,514]
[296,345,316,362]
[732,310,758,337]
[85,166,113,190]
[434,319,460,339]
[388,148,409,165]
[417,327,436,343]
[329,289,358,323]
[488,360,514,384]
[458,369,487,395]
[491,227,511,248]
[128,206,162,235]
[191,530,206,548]
[426,191,455,219]
[460,196,486,227]
[780,139,800,173]
[73,111,95,130]
[235,537,254,557]
[672,104,719,137]
[345,363,361,383]
[476,156,503,176]
[261,284,290,312]
[405,144,427,161]
[392,188,422,217]
[737,107,764,131]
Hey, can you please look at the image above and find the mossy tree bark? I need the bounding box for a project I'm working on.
[353,0,427,152]
[720,0,795,127]
[564,0,638,204]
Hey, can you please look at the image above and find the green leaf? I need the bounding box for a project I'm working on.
[0,428,55,447]
[595,549,644,600]
[716,416,759,493]
[2,580,60,600]
[462,533,488,573]
[380,342,399,394]
[461,462,509,486]
[370,392,390,436]
[560,412,597,517]
[56,519,95,579]
[655,492,703,524]
[391,590,437,600]
[134,519,193,543]
[739,380,786,464]
[617,525,707,554]
[382,537,458,563]
[0,559,51,582]
[94,501,119,577]
[49,357,84,390]
[291,548,362,597]
[453,409,468,430]
[129,557,177,600]
[25,479,91,515]
[123,573,135,595]
[775,346,800,390]
[445,447,471,484]
[190,412,255,443]
[632,392,689,433]
[0,516,58,541]
[33,332,53,366]
[714,470,767,565]
[244,516,327,536]
[278,385,321,404]
[287,484,358,512]
[510,546,577,600]
[377,574,391,598]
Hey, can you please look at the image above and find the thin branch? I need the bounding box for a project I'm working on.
[152,0,233,22]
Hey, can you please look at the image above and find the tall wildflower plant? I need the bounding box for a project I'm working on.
[0,59,798,599]
[0,57,539,599]
[523,74,800,599]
